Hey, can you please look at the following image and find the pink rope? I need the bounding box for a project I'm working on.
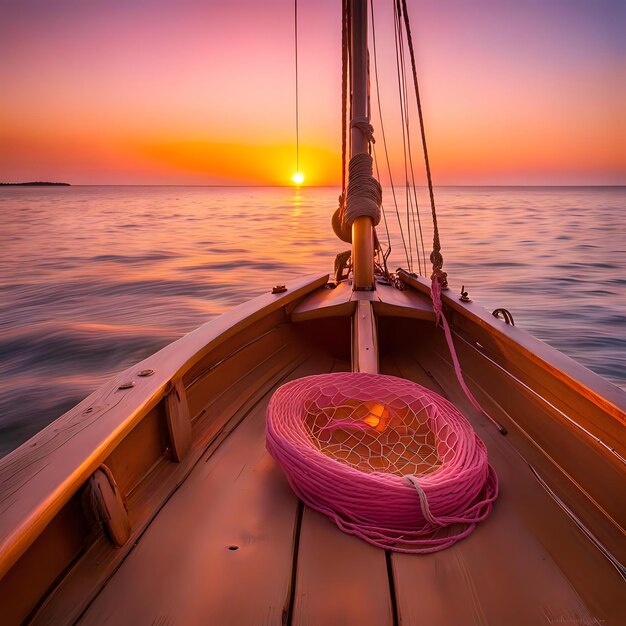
[431,277,485,414]
[266,373,498,553]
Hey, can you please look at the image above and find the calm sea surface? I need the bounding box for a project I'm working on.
[0,185,624,457]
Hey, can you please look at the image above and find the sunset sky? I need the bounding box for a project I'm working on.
[1,0,624,186]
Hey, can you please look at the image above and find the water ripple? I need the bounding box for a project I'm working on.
[0,185,624,456]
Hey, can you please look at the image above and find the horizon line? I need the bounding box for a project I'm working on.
[2,183,625,188]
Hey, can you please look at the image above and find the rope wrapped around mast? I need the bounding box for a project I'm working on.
[332,152,382,242]
[332,0,382,245]
[345,152,382,226]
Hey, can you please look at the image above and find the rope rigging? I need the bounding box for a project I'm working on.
[391,0,414,272]
[369,0,409,270]
[332,0,383,246]
[273,2,499,555]
[294,0,300,176]
[331,0,447,290]
[393,0,427,275]
[400,0,447,287]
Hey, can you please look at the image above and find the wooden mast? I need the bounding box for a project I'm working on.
[350,0,375,291]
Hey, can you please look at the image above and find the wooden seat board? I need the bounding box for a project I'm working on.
[81,354,333,626]
[387,351,624,626]
[290,280,435,324]
[373,282,435,321]
[290,281,355,321]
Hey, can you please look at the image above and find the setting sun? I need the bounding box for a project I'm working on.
[292,172,304,185]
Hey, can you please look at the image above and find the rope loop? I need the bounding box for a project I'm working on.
[332,194,352,243]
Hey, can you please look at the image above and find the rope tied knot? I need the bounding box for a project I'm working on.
[429,249,448,288]
[350,116,376,144]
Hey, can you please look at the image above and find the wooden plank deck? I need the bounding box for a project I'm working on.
[79,350,624,626]
[291,359,394,626]
[389,350,624,626]
[81,354,334,625]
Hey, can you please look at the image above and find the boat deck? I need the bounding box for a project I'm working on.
[79,350,624,625]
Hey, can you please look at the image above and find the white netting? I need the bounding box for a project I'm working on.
[306,392,446,477]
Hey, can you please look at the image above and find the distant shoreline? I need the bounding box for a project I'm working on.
[0,182,70,186]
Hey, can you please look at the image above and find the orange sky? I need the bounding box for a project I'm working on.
[1,0,624,185]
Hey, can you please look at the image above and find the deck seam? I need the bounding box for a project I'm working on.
[402,348,618,621]
[385,551,400,626]
[427,345,626,538]
[71,352,309,625]
[284,500,304,626]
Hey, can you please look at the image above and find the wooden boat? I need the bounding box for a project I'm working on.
[1,2,624,624]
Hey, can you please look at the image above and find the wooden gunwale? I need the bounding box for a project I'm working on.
[398,270,626,429]
[386,318,626,566]
[33,343,309,624]
[384,350,625,625]
[0,274,328,580]
[451,327,626,465]
[78,353,336,626]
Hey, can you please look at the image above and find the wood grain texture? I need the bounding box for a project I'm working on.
[164,379,192,462]
[398,270,626,428]
[393,316,626,565]
[0,273,327,579]
[289,279,435,324]
[387,351,625,626]
[290,281,355,321]
[352,300,378,373]
[292,506,393,626]
[441,331,626,553]
[0,495,88,626]
[291,357,392,626]
[185,326,292,422]
[33,332,305,624]
[373,282,435,321]
[80,355,333,626]
[103,402,169,499]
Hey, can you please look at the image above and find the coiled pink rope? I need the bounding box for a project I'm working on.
[266,372,498,553]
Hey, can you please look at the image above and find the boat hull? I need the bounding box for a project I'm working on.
[0,273,624,625]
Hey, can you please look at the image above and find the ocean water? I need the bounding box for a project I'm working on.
[0,185,624,457]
